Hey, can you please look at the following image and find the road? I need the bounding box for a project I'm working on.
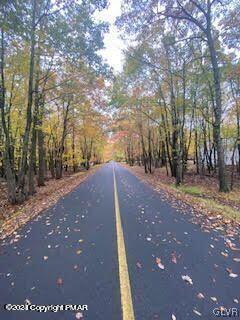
[0,162,239,320]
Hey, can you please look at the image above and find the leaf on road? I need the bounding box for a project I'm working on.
[226,268,238,278]
[136,262,142,268]
[171,252,177,264]
[233,258,240,262]
[172,314,176,320]
[43,256,48,261]
[197,293,205,299]
[193,309,202,316]
[229,273,238,278]
[181,275,193,285]
[76,250,82,255]
[156,257,165,270]
[211,297,217,302]
[226,239,240,251]
[76,312,83,319]
[221,252,228,257]
[56,277,63,286]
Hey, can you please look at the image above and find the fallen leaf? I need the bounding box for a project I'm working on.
[197,293,205,299]
[193,309,202,316]
[211,297,217,302]
[43,256,48,261]
[226,268,238,278]
[221,252,228,257]
[233,258,240,262]
[156,257,165,270]
[229,273,238,278]
[181,275,193,285]
[56,277,63,286]
[136,262,142,268]
[226,239,240,251]
[172,314,176,320]
[76,250,82,255]
[171,252,177,264]
[76,312,83,319]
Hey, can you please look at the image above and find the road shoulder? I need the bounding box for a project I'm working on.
[120,163,240,239]
[0,165,102,240]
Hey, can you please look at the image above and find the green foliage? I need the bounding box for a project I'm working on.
[177,185,203,197]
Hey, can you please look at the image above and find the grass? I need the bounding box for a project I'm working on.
[220,190,240,205]
[199,198,240,221]
[172,184,240,222]
[125,164,240,224]
[175,185,203,196]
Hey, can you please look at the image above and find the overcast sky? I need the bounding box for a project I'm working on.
[95,0,125,73]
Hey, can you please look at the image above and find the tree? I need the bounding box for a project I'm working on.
[0,0,109,204]
[116,0,240,191]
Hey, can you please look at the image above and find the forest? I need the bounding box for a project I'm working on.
[110,0,240,194]
[1,2,240,318]
[0,0,240,210]
[0,0,109,206]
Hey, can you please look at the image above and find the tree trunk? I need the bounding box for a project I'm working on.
[17,0,37,202]
[207,30,229,192]
[29,50,40,195]
[0,28,17,203]
[72,120,77,172]
[49,151,55,179]
[28,119,37,195]
[37,98,45,186]
[56,100,70,179]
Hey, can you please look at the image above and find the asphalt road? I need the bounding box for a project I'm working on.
[0,162,239,320]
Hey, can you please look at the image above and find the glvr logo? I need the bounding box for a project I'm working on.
[213,308,239,317]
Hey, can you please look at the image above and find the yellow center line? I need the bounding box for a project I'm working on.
[113,164,135,320]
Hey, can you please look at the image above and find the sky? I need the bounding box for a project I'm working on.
[95,0,125,73]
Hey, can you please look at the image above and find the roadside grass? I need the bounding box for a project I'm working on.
[173,184,203,196]
[220,190,240,205]
[123,164,240,224]
[172,184,240,222]
[198,198,240,221]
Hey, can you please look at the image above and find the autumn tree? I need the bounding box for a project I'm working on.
[0,0,108,204]
[116,0,240,191]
